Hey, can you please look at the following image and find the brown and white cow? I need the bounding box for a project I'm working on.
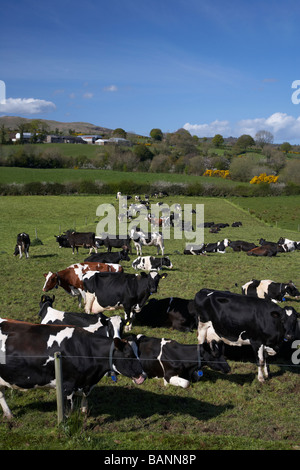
[43,262,123,307]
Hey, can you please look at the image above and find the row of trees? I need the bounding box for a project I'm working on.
[0,121,299,185]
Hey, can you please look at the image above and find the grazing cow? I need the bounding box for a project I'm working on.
[66,231,97,255]
[128,334,230,388]
[193,288,299,382]
[13,232,30,259]
[0,318,145,419]
[130,227,164,256]
[103,235,132,254]
[228,240,257,252]
[241,280,300,303]
[204,239,230,253]
[84,249,130,263]
[132,256,173,271]
[38,295,124,338]
[83,271,168,330]
[135,297,196,331]
[183,244,206,255]
[247,245,278,257]
[42,262,123,307]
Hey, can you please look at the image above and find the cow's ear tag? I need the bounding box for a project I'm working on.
[111,374,117,382]
[282,297,286,301]
[197,370,203,378]
[126,321,130,326]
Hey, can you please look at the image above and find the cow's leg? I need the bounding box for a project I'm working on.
[124,306,135,332]
[0,389,13,419]
[84,292,95,313]
[197,319,210,344]
[255,344,276,382]
[80,394,88,414]
[256,344,267,382]
[18,245,22,259]
[166,376,190,388]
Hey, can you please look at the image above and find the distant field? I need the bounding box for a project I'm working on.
[0,195,299,450]
[0,166,245,187]
[229,196,300,233]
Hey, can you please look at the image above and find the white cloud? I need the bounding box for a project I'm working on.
[184,112,300,143]
[83,92,93,99]
[0,97,56,114]
[103,85,118,92]
[184,119,231,137]
[236,113,300,142]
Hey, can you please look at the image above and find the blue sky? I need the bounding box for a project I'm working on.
[1,0,300,142]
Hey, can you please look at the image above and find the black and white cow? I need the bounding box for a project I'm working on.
[277,237,299,252]
[38,295,124,338]
[13,232,30,259]
[84,249,130,263]
[128,334,230,388]
[83,271,168,330]
[0,318,145,419]
[132,256,173,271]
[204,239,230,253]
[241,280,300,303]
[135,297,197,331]
[130,228,164,256]
[193,288,299,382]
[183,244,206,255]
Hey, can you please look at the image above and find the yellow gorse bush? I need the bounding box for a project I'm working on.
[203,169,230,179]
[250,173,279,184]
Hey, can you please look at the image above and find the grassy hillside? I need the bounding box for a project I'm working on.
[0,195,299,450]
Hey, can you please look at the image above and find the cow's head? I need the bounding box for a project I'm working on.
[162,257,173,268]
[148,271,168,294]
[39,294,55,309]
[272,307,299,342]
[202,340,231,374]
[112,338,146,385]
[42,271,59,291]
[121,248,130,261]
[286,281,300,298]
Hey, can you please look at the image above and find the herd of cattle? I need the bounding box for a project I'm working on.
[1,212,299,420]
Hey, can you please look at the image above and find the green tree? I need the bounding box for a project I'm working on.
[212,134,224,147]
[150,128,163,141]
[280,142,292,153]
[113,128,127,139]
[235,134,255,152]
[0,124,7,144]
[133,144,153,161]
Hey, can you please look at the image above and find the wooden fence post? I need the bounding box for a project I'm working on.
[54,352,64,425]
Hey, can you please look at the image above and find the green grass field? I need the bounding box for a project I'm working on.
[0,165,244,187]
[0,194,299,450]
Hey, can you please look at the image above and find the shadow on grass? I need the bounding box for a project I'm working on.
[9,384,232,423]
[86,385,232,422]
